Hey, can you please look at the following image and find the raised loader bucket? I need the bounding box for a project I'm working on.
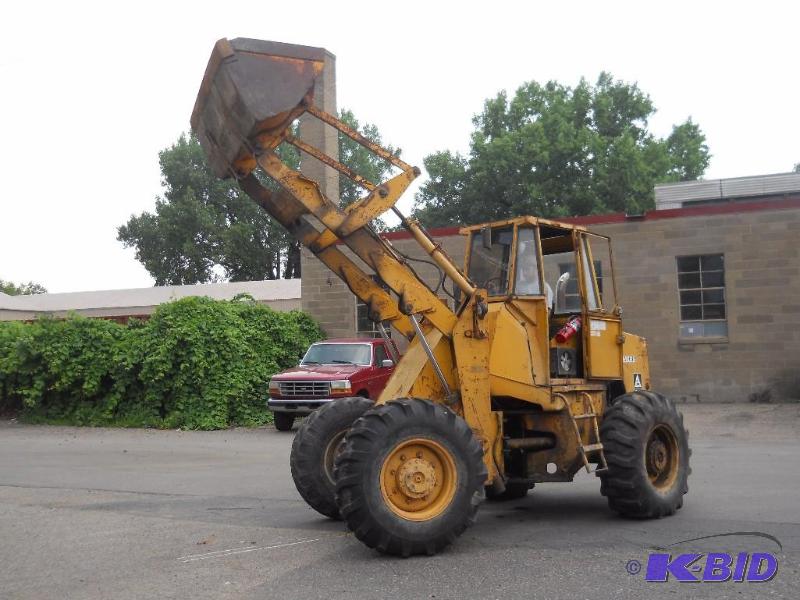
[190,38,326,178]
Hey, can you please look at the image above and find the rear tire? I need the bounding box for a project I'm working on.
[598,391,690,518]
[273,412,295,432]
[290,397,373,519]
[334,398,486,557]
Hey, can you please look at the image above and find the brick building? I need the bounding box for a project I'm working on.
[300,172,800,403]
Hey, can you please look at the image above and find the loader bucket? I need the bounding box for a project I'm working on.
[190,38,327,178]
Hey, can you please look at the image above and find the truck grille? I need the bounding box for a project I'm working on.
[277,381,331,397]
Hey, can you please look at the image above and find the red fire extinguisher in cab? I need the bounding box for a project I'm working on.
[555,316,582,343]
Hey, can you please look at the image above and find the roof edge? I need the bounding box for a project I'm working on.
[378,196,800,240]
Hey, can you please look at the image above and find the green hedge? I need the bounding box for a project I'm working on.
[0,297,323,429]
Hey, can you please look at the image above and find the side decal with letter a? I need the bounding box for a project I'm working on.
[633,373,644,390]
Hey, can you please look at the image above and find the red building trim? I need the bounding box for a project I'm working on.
[378,196,800,240]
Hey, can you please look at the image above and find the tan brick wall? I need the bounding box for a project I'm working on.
[592,207,800,403]
[300,247,357,338]
[301,206,800,402]
[299,51,339,203]
[297,49,350,336]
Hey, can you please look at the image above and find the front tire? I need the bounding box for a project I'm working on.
[290,397,373,519]
[273,412,295,431]
[334,398,486,557]
[599,391,690,518]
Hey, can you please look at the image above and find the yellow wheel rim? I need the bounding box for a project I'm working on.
[646,424,680,491]
[379,437,458,522]
[323,430,347,486]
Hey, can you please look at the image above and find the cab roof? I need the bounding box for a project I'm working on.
[459,215,587,235]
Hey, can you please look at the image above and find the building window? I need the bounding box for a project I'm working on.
[355,275,393,338]
[677,254,728,338]
[356,300,384,338]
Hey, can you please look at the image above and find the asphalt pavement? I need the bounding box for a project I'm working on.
[0,404,798,600]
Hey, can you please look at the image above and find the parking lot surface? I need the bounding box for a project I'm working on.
[1,404,798,600]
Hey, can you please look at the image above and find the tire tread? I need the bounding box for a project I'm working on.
[598,392,690,519]
[290,397,373,519]
[334,398,487,556]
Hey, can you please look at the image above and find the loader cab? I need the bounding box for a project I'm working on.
[464,217,621,382]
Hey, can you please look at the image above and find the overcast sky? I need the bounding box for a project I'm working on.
[1,0,797,293]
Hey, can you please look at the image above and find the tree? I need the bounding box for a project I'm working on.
[794,163,799,173]
[413,73,711,227]
[118,110,397,285]
[0,280,47,295]
[337,109,400,207]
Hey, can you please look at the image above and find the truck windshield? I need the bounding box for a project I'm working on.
[301,343,372,366]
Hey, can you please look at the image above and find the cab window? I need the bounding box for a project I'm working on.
[580,236,600,311]
[467,227,513,295]
[540,227,579,314]
[584,234,616,311]
[514,228,542,296]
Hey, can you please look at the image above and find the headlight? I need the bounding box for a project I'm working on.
[268,380,280,392]
[330,380,352,393]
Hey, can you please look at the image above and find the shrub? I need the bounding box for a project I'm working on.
[0,321,28,414]
[0,297,323,429]
[3,317,128,424]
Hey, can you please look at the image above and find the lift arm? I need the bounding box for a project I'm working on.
[191,38,475,339]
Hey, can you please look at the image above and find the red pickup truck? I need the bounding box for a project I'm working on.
[267,338,399,431]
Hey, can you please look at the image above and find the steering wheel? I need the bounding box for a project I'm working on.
[481,276,504,295]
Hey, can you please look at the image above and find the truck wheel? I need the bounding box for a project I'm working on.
[334,398,486,557]
[598,391,690,518]
[290,397,373,519]
[273,412,295,431]
[485,481,532,501]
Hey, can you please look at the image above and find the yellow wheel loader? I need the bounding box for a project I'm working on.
[191,38,691,557]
